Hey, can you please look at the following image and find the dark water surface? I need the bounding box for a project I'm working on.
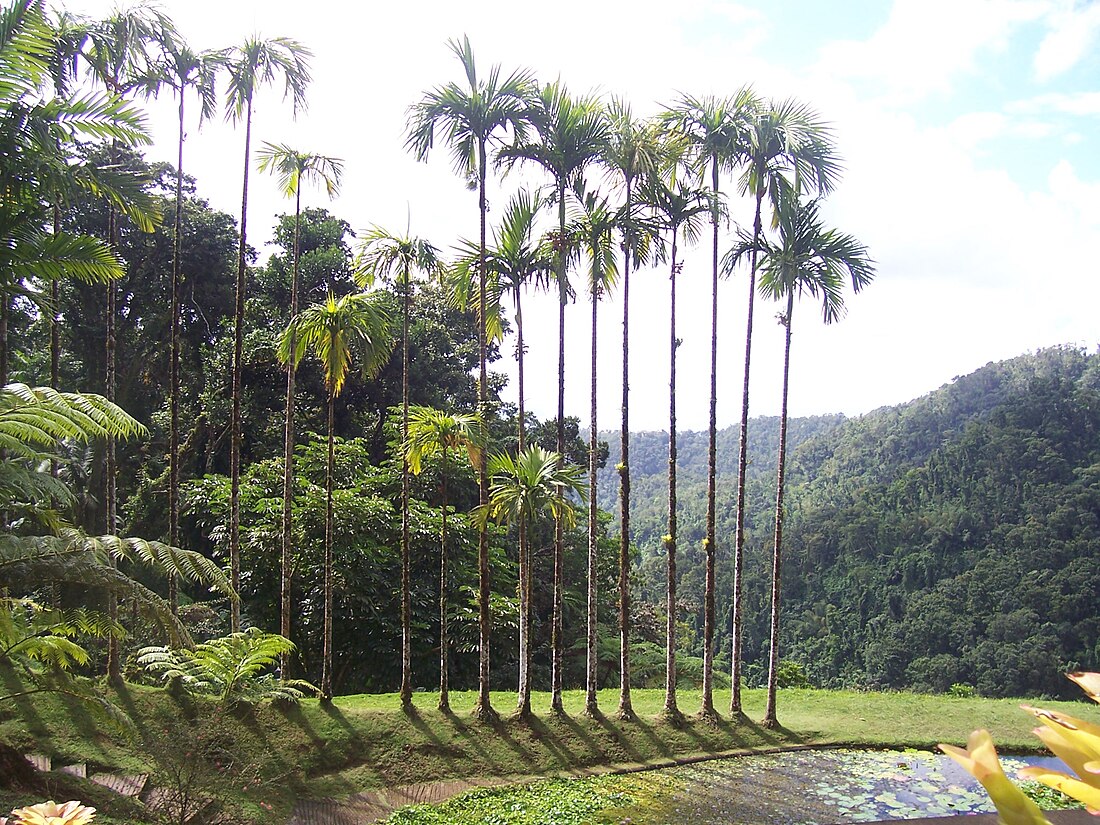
[613,748,1066,824]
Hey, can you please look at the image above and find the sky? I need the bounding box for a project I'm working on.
[63,0,1100,433]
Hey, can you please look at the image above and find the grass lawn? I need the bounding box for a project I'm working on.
[2,678,1096,823]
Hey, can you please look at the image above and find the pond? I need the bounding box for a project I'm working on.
[384,748,1076,825]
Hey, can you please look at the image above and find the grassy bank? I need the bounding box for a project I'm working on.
[2,680,1096,822]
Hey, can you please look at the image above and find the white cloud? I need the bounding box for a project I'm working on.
[1034,0,1100,80]
[1008,91,1100,116]
[815,0,1047,103]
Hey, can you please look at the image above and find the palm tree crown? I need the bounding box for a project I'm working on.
[278,292,393,397]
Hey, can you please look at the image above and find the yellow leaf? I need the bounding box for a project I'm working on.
[1068,671,1100,704]
[1021,705,1100,763]
[939,730,1052,825]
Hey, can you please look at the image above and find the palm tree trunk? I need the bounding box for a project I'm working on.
[400,279,413,709]
[516,289,531,717]
[585,278,599,715]
[229,96,254,635]
[664,234,679,719]
[51,207,60,393]
[762,292,794,729]
[322,394,335,700]
[617,185,633,720]
[51,205,60,482]
[281,186,302,676]
[473,141,494,720]
[168,91,185,617]
[731,186,765,716]
[551,180,567,715]
[0,297,7,386]
[105,204,119,681]
[702,157,719,719]
[439,459,450,711]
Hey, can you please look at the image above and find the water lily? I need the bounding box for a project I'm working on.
[939,729,1051,825]
[5,801,96,825]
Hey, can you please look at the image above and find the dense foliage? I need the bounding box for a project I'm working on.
[605,347,1100,697]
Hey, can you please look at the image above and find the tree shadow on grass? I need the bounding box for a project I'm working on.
[589,709,645,764]
[510,712,578,769]
[0,665,48,741]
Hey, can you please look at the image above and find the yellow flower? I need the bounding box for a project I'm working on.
[1018,692,1100,813]
[7,801,96,825]
[1067,671,1100,704]
[939,729,1052,825]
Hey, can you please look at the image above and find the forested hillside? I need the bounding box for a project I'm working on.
[610,347,1100,697]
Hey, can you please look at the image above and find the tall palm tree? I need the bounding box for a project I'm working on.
[569,186,617,715]
[662,89,758,718]
[453,189,552,708]
[82,0,171,529]
[600,102,666,718]
[404,405,483,712]
[724,98,841,715]
[355,227,442,709]
[640,174,710,719]
[406,37,534,720]
[80,2,170,678]
[257,143,343,677]
[498,80,609,713]
[277,292,393,699]
[733,194,874,728]
[146,35,224,617]
[223,35,311,633]
[481,446,587,715]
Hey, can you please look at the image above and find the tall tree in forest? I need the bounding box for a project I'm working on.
[498,80,608,713]
[662,89,757,718]
[733,194,873,727]
[404,405,483,712]
[278,292,392,699]
[599,102,666,718]
[406,36,533,720]
[481,445,587,714]
[223,35,311,632]
[257,142,343,676]
[724,98,840,714]
[569,186,617,715]
[453,189,552,710]
[149,34,224,615]
[640,174,710,719]
[81,2,170,677]
[355,226,442,708]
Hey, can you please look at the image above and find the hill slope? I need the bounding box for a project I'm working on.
[604,346,1100,697]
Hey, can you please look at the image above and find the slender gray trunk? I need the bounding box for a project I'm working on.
[617,180,633,719]
[322,395,335,699]
[551,181,566,714]
[664,234,679,718]
[473,141,494,720]
[439,461,450,711]
[169,90,185,617]
[702,156,719,718]
[731,186,765,716]
[516,290,531,716]
[400,279,412,708]
[106,202,119,680]
[229,96,254,634]
[763,292,794,728]
[280,186,301,676]
[585,274,599,715]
